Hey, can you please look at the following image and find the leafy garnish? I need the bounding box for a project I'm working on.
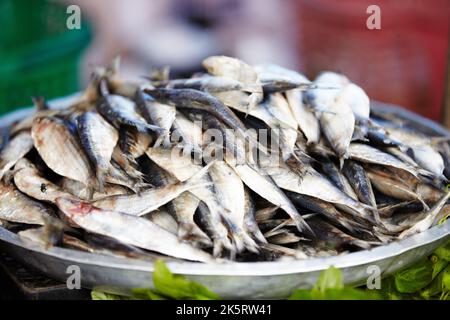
[151,260,221,300]
[91,290,129,300]
[394,258,434,293]
[288,266,379,300]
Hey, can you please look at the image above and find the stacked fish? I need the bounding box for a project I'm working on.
[0,56,449,263]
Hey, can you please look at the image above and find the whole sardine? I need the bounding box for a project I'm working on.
[77,111,118,192]
[342,160,377,208]
[14,158,72,203]
[56,197,214,262]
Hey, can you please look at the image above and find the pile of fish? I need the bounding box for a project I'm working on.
[0,55,449,263]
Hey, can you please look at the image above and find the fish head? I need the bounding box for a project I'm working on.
[56,197,93,218]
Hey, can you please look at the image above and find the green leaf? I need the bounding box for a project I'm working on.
[91,290,127,300]
[131,288,166,300]
[395,258,434,293]
[431,255,448,279]
[289,267,379,300]
[434,242,450,262]
[288,290,313,300]
[421,265,450,299]
[152,260,221,300]
[313,266,344,292]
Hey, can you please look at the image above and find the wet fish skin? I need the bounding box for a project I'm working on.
[31,117,98,194]
[226,153,313,235]
[135,90,175,146]
[315,155,358,201]
[14,158,72,203]
[145,147,235,256]
[0,182,51,225]
[0,131,34,180]
[143,157,211,247]
[93,161,214,216]
[285,88,320,145]
[96,94,163,134]
[209,160,259,253]
[77,111,118,192]
[342,160,377,208]
[144,88,251,141]
[56,197,214,262]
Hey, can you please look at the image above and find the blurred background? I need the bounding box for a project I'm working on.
[0,0,449,123]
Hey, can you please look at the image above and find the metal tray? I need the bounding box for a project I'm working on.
[0,97,449,299]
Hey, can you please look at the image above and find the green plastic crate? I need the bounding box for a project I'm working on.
[0,0,91,114]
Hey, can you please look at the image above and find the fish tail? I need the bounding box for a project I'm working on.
[291,213,315,237]
[417,194,430,211]
[183,161,216,186]
[178,222,213,248]
[96,168,108,193]
[212,236,234,258]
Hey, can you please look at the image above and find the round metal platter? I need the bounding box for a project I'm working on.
[0,96,449,299]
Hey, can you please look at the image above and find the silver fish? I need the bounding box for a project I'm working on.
[158,75,260,93]
[366,170,428,209]
[0,182,51,225]
[306,72,354,162]
[146,147,234,256]
[93,162,213,216]
[31,117,98,193]
[202,55,263,111]
[147,209,178,235]
[14,158,72,203]
[285,88,320,145]
[135,90,176,146]
[243,189,267,244]
[77,111,118,192]
[96,93,163,133]
[399,191,450,239]
[56,197,214,262]
[209,160,259,253]
[225,152,312,234]
[342,160,377,208]
[0,131,34,180]
[348,143,420,178]
[259,154,374,223]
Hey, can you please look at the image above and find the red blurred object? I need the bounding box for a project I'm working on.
[294,0,450,121]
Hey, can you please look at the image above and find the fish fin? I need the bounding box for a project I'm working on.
[96,168,108,194]
[178,222,213,248]
[260,243,299,257]
[184,160,216,184]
